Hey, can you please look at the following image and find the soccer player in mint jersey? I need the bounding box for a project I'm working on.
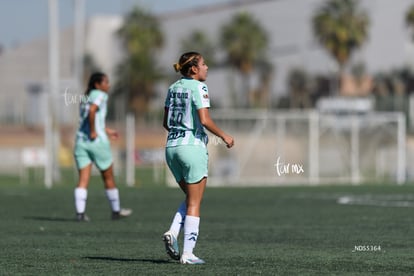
[162,52,234,264]
[73,72,131,221]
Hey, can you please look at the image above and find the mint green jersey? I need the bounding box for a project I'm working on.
[165,78,210,147]
[76,89,108,143]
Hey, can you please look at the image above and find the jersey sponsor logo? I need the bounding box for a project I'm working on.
[188,232,198,241]
[171,102,187,108]
[167,130,186,140]
[170,92,189,99]
[202,86,207,92]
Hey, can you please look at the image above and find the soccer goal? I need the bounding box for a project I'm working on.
[206,109,406,187]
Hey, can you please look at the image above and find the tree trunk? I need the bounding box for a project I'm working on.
[242,72,251,108]
[337,65,345,96]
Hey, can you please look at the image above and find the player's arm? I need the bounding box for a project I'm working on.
[163,107,170,132]
[88,104,98,140]
[198,108,234,148]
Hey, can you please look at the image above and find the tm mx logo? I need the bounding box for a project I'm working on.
[274,156,304,176]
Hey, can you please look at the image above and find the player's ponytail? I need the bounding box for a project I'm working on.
[85,72,106,96]
[173,52,201,76]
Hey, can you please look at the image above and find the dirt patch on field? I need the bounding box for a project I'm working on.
[0,125,166,149]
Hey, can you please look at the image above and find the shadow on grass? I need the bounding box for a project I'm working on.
[84,256,171,264]
[24,216,75,222]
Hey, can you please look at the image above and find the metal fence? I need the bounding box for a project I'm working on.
[203,110,406,186]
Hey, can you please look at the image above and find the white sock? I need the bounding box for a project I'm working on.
[74,187,87,214]
[183,215,200,255]
[105,188,120,212]
[169,201,187,238]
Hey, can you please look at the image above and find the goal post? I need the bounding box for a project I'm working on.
[206,109,406,187]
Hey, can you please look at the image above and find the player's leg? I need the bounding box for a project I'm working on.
[167,195,187,238]
[163,179,187,260]
[176,145,207,264]
[100,164,132,219]
[74,141,92,222]
[169,180,188,237]
[163,147,186,260]
[94,140,131,220]
[180,177,206,264]
[74,163,92,221]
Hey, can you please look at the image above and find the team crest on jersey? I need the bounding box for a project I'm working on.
[203,94,209,99]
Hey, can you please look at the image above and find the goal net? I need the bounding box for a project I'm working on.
[206,110,406,186]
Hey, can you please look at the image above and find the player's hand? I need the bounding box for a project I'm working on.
[222,134,234,148]
[106,128,119,141]
[90,131,97,141]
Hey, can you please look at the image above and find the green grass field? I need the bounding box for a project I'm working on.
[1,173,414,275]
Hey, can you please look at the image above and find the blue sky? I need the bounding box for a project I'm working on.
[0,0,228,50]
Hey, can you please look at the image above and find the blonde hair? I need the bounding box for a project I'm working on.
[173,52,201,76]
[173,63,182,72]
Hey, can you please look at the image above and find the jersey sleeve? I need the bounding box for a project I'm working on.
[88,91,107,109]
[165,88,171,108]
[193,83,210,110]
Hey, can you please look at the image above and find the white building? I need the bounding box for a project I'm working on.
[1,0,414,124]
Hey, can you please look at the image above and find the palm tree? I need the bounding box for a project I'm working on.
[313,0,369,95]
[255,59,274,108]
[181,30,217,67]
[220,12,269,107]
[288,68,312,109]
[406,4,414,40]
[115,7,164,120]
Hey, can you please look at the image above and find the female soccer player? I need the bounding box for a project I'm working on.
[73,72,131,221]
[162,52,234,264]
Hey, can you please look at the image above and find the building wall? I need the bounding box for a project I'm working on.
[1,0,414,124]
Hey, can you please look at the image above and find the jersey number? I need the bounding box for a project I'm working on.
[169,112,183,126]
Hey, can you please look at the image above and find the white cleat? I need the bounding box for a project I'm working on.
[163,231,180,260]
[180,253,205,265]
[76,213,90,222]
[112,208,132,220]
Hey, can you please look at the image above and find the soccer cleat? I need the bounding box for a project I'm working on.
[112,208,132,220]
[162,231,180,260]
[76,213,90,222]
[180,253,205,265]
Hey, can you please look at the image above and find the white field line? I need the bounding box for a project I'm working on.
[337,195,414,207]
